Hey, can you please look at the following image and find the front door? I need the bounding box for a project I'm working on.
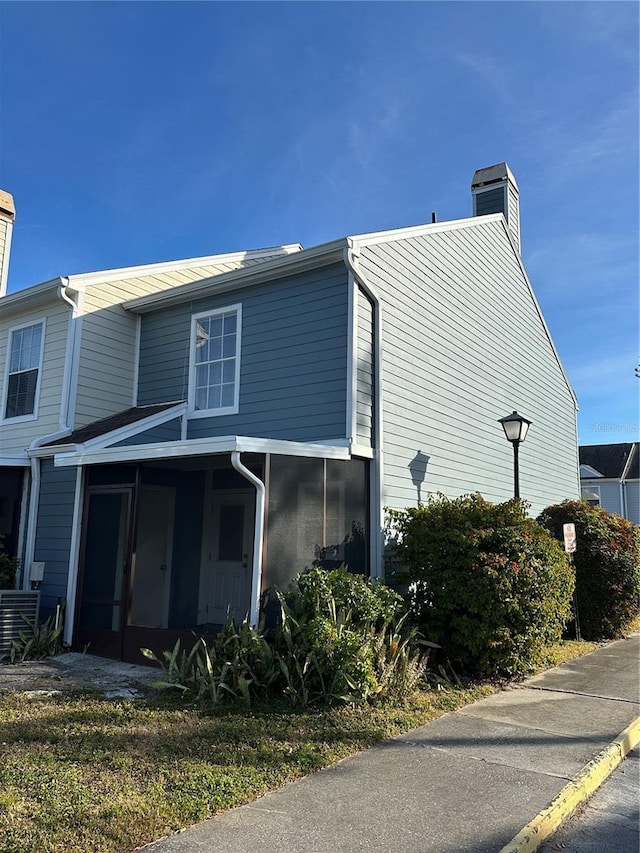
[75,487,133,658]
[129,485,175,629]
[198,489,254,626]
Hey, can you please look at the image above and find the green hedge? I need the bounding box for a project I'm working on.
[537,500,640,640]
[389,494,575,678]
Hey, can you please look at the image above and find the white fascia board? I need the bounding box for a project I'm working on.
[67,244,304,288]
[579,464,604,479]
[0,456,29,466]
[82,402,188,449]
[54,435,351,468]
[122,240,347,314]
[29,444,75,458]
[620,444,637,482]
[0,278,78,318]
[349,214,504,250]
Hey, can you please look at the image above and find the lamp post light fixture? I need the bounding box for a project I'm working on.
[498,411,532,499]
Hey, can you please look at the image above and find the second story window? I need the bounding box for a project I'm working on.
[189,305,241,416]
[3,320,45,421]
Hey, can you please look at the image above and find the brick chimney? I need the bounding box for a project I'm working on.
[471,164,520,254]
[0,190,16,297]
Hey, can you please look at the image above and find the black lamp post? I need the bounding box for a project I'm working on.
[498,411,532,499]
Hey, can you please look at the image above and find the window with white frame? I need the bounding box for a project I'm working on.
[189,305,241,415]
[3,320,45,420]
[581,485,601,507]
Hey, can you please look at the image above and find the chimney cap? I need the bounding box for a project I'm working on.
[472,163,518,192]
[0,190,15,221]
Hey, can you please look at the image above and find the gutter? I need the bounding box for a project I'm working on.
[57,281,80,429]
[231,451,266,627]
[343,243,384,578]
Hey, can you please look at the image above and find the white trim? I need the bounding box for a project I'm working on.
[132,314,141,406]
[346,272,357,445]
[0,218,13,298]
[349,214,504,249]
[343,244,384,578]
[57,284,79,430]
[188,304,242,418]
[81,402,187,449]
[0,456,29,466]
[66,244,303,288]
[65,287,84,430]
[16,467,30,586]
[22,457,40,589]
[53,435,352,468]
[63,467,84,646]
[1,316,47,424]
[28,445,75,458]
[231,451,265,628]
[579,463,604,479]
[499,219,578,408]
[620,444,637,482]
[349,443,375,460]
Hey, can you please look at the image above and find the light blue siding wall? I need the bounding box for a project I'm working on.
[359,219,579,517]
[137,264,349,442]
[34,459,76,617]
[582,480,622,515]
[112,418,182,447]
[625,481,639,524]
[355,286,374,447]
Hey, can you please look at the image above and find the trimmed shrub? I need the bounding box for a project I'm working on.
[537,500,640,640]
[275,567,426,706]
[389,494,575,678]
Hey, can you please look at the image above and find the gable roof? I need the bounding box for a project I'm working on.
[579,443,639,479]
[0,245,303,313]
[42,402,183,447]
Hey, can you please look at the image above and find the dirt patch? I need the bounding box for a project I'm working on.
[0,652,158,697]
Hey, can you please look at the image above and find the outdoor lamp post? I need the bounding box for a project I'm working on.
[498,411,532,499]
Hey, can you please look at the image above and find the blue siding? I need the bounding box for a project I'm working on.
[112,418,182,447]
[355,287,374,447]
[34,460,77,617]
[137,264,349,442]
[625,481,639,525]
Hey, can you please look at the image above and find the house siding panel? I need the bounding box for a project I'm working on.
[112,418,182,447]
[137,264,349,443]
[625,481,639,524]
[359,220,578,517]
[33,459,76,617]
[0,300,71,454]
[355,287,374,447]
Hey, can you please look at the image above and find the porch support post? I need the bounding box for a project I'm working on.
[231,451,265,627]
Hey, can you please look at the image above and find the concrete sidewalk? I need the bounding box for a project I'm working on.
[145,634,640,853]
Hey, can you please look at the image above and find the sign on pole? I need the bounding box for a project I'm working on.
[563,523,577,554]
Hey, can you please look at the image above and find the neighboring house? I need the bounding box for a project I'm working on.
[579,443,639,524]
[1,163,580,664]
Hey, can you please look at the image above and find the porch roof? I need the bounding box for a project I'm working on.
[53,435,354,468]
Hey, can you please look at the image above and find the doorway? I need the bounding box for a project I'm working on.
[198,488,254,626]
[75,487,133,658]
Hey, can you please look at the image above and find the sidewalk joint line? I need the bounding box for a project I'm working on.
[523,685,640,705]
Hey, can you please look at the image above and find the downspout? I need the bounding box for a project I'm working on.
[58,281,80,429]
[619,444,635,519]
[21,282,77,589]
[231,451,265,626]
[343,243,384,578]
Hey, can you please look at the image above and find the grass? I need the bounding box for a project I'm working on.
[0,636,603,853]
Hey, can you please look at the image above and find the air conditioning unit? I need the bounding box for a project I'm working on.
[0,590,40,660]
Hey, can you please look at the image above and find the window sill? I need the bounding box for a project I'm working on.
[187,406,239,419]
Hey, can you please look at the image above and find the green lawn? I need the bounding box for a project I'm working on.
[0,638,597,853]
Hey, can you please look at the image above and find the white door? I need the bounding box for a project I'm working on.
[130,485,175,629]
[198,489,254,625]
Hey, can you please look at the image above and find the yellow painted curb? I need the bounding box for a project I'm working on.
[499,715,640,853]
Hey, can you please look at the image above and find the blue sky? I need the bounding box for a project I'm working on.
[0,1,638,445]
